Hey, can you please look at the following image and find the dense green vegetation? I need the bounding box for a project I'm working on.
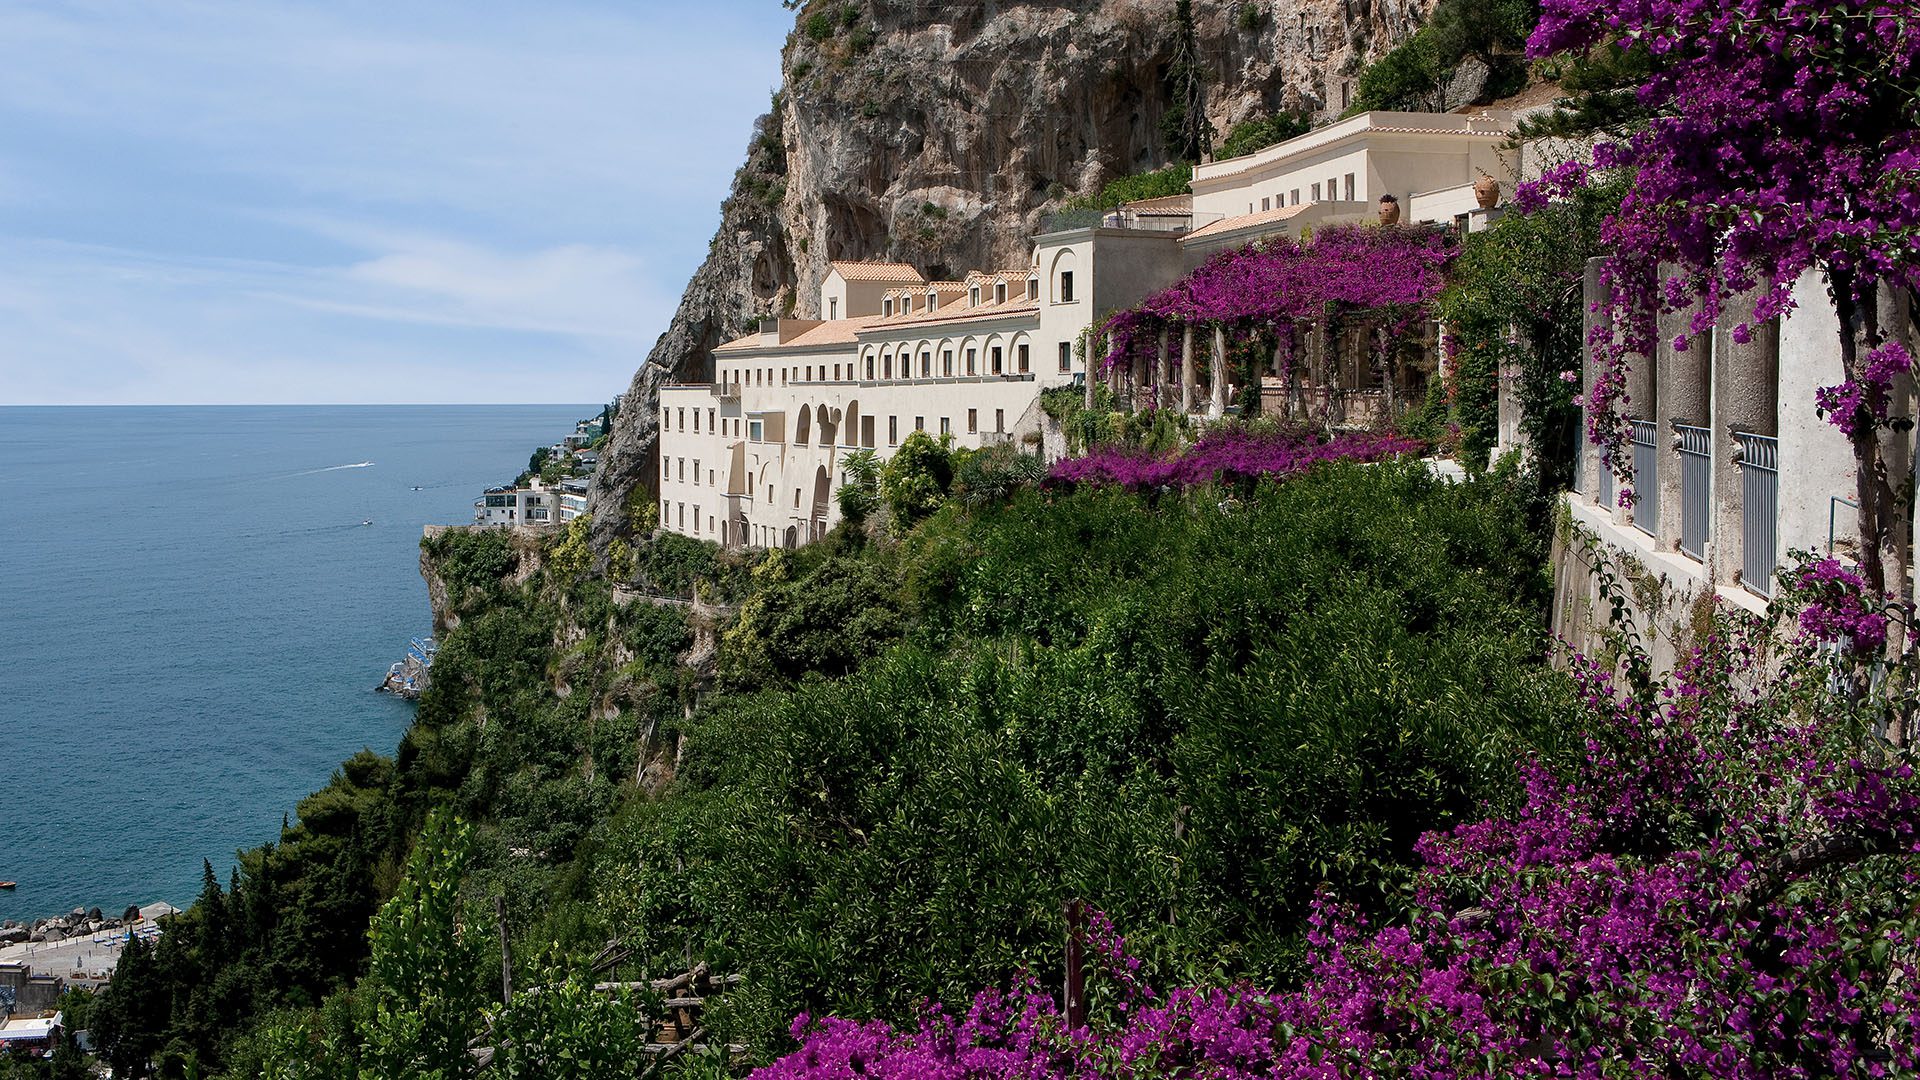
[1059,163,1193,213]
[1349,0,1537,112]
[1216,113,1310,160]
[83,447,1572,1077]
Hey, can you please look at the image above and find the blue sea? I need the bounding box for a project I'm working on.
[0,405,590,923]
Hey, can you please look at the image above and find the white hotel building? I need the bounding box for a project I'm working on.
[656,111,1522,549]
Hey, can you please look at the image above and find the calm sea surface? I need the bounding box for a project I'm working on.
[0,405,589,922]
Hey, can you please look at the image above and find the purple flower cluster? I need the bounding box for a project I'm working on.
[1520,0,1920,502]
[1785,556,1890,652]
[757,627,1920,1078]
[1817,341,1915,440]
[1045,428,1425,492]
[1096,225,1457,380]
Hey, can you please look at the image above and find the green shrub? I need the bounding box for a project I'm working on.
[836,448,882,525]
[1217,113,1311,160]
[803,11,834,41]
[1063,162,1193,211]
[879,431,954,529]
[591,464,1569,1054]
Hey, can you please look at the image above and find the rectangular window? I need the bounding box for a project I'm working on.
[1059,270,1074,302]
[1027,278,1038,300]
[708,408,715,430]
[995,283,1007,304]
[921,353,931,378]
[692,410,699,433]
[889,416,899,445]
[1344,173,1356,201]
[942,351,952,377]
[940,417,951,435]
[991,346,1003,375]
[1018,344,1030,374]
[1059,342,1072,372]
[884,356,892,379]
[995,409,1005,433]
[915,416,925,432]
[677,503,685,527]
[678,458,685,481]
[967,408,978,433]
[1261,197,1271,211]
[692,460,701,485]
[677,408,685,429]
[749,418,763,441]
[862,415,875,448]
[829,297,838,319]
[1311,183,1321,201]
[966,348,977,375]
[662,500,669,522]
[1327,177,1337,200]
[1291,188,1300,205]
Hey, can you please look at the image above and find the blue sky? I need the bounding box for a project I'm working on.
[0,2,791,404]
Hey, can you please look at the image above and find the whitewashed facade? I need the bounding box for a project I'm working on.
[656,111,1529,549]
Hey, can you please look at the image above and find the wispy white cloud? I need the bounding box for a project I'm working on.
[0,1,790,403]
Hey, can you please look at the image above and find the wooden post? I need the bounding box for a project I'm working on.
[1064,899,1087,1031]
[495,895,513,1004]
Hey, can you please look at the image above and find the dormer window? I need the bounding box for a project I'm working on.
[1027,278,1038,300]
[882,298,893,316]
[969,286,980,306]
[829,298,838,319]
[994,282,1007,304]
[926,291,937,311]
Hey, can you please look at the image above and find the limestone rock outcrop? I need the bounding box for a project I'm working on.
[588,0,1428,553]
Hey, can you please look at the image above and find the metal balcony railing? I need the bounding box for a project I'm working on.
[1735,432,1778,596]
[1630,420,1659,537]
[1675,423,1712,560]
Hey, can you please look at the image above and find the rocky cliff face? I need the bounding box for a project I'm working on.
[588,0,1428,553]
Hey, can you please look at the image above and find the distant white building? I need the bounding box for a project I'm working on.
[655,111,1524,550]
[474,478,566,527]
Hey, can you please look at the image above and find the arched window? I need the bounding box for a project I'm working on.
[1050,248,1079,304]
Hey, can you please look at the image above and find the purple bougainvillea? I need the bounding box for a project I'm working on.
[1045,428,1425,493]
[756,620,1920,1079]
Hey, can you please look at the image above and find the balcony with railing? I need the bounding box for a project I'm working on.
[1674,423,1711,560]
[1630,420,1659,536]
[1734,432,1778,596]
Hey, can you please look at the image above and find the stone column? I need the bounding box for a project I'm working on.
[1655,277,1711,552]
[1157,326,1170,411]
[1878,284,1915,599]
[1578,259,1607,504]
[1210,324,1228,419]
[1180,323,1194,415]
[1711,287,1779,589]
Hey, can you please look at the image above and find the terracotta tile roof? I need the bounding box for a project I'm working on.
[828,260,925,283]
[713,316,884,353]
[863,299,1038,333]
[1123,193,1194,214]
[1182,202,1313,242]
[1200,125,1512,182]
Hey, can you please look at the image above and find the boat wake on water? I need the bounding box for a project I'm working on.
[287,461,376,477]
